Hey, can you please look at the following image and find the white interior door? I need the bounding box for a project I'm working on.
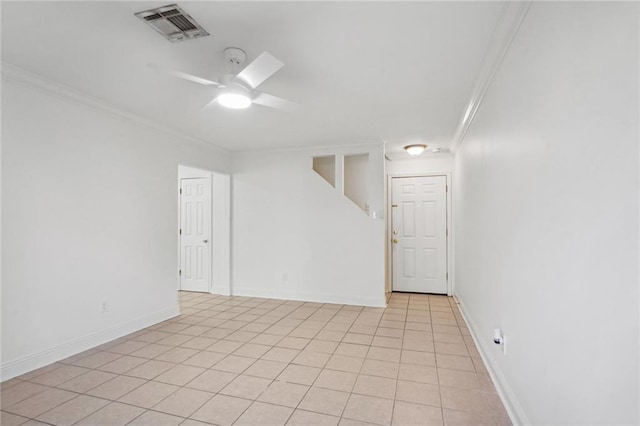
[392,176,448,294]
[180,177,211,292]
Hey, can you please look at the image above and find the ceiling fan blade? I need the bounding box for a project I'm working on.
[166,69,221,86]
[235,52,284,89]
[200,96,220,110]
[253,92,298,112]
[149,63,221,86]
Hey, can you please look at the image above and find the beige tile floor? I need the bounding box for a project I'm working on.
[1,292,511,426]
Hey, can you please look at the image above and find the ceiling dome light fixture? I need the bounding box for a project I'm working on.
[217,92,251,109]
[217,84,252,109]
[404,144,427,156]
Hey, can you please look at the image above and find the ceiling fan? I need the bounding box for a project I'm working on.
[159,47,297,112]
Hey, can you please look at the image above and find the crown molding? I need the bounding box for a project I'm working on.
[233,139,384,156]
[385,152,454,162]
[449,0,532,156]
[1,61,229,155]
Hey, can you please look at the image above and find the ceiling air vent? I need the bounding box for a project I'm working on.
[135,4,209,42]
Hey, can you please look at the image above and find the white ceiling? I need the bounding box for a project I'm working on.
[1,1,504,152]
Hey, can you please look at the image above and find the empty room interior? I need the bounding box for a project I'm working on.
[1,1,639,425]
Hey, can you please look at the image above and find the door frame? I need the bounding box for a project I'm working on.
[177,165,231,296]
[387,172,453,296]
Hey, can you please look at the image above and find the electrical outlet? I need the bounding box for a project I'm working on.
[101,301,109,313]
[494,328,506,355]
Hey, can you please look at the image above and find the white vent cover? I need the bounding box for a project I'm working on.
[135,4,209,42]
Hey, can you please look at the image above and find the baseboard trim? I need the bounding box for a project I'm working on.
[1,306,180,381]
[231,287,387,308]
[211,286,232,297]
[455,297,530,425]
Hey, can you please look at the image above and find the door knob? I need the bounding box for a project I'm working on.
[393,238,398,244]
[203,239,208,243]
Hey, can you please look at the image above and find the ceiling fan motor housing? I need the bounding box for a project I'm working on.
[220,73,251,93]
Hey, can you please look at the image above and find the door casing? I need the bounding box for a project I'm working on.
[177,165,231,296]
[387,172,453,296]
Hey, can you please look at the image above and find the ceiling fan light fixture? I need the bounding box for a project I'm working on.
[404,144,427,156]
[217,84,252,109]
[218,92,251,109]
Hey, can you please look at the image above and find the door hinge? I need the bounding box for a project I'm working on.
[446,272,449,280]
[179,269,182,276]
[446,229,448,237]
[179,228,182,235]
[179,188,182,194]
[446,185,448,192]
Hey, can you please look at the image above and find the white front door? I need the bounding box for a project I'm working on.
[180,177,211,292]
[392,176,448,294]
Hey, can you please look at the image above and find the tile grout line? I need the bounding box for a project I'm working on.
[265,303,343,426]
[3,292,506,426]
[338,304,386,425]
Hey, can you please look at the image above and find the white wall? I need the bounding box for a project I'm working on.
[386,155,454,176]
[1,75,230,379]
[453,2,639,424]
[231,144,386,307]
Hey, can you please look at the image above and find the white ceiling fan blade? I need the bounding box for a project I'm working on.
[166,69,221,86]
[149,63,221,86]
[200,96,220,110]
[235,52,284,89]
[253,92,298,112]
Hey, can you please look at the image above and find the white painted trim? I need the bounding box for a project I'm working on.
[386,173,395,294]
[0,61,228,155]
[0,306,179,381]
[0,71,3,381]
[233,140,384,156]
[178,166,231,296]
[232,287,386,308]
[637,12,640,424]
[177,165,214,294]
[387,173,453,296]
[385,153,454,162]
[449,0,532,156]
[455,297,529,426]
